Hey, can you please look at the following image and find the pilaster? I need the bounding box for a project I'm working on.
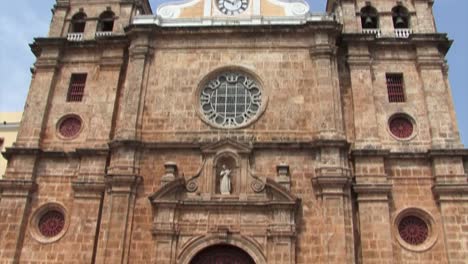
[352,150,394,264]
[95,175,142,264]
[347,43,381,149]
[312,163,354,263]
[310,38,345,140]
[114,29,153,141]
[17,38,65,148]
[0,180,36,263]
[430,150,468,263]
[416,45,462,148]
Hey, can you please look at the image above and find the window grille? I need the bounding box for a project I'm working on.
[398,216,429,245]
[67,74,87,102]
[38,210,65,238]
[386,74,405,103]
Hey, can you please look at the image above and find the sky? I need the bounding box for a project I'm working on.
[0,0,466,146]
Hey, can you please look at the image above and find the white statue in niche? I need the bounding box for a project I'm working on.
[219,164,232,195]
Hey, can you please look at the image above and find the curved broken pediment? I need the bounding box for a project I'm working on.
[155,0,310,19]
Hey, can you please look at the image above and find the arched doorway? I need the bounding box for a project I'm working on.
[190,244,256,264]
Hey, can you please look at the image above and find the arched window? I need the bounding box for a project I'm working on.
[361,6,379,29]
[97,11,115,32]
[70,12,87,33]
[392,6,410,29]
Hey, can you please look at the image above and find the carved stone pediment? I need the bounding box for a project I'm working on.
[200,139,252,154]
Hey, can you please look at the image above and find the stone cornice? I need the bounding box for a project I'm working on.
[126,19,341,36]
[0,179,37,198]
[2,147,109,160]
[341,33,452,54]
[352,148,468,159]
[105,175,143,194]
[108,139,350,151]
[432,183,468,202]
[72,181,106,199]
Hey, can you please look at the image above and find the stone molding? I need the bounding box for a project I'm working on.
[0,179,37,198]
[177,234,267,264]
[72,181,106,199]
[105,175,143,194]
[353,183,392,202]
[432,183,468,202]
[312,167,352,197]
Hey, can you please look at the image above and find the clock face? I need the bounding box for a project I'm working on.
[217,0,249,15]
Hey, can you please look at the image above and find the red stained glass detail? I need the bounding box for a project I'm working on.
[389,117,413,138]
[67,74,87,102]
[59,117,82,138]
[38,210,65,238]
[398,216,429,245]
[191,245,255,264]
[386,74,405,103]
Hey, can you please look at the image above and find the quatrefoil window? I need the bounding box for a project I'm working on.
[200,72,262,128]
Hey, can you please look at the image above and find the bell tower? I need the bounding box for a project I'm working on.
[48,0,152,40]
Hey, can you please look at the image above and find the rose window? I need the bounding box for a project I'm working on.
[59,116,82,138]
[38,210,65,238]
[200,72,262,128]
[389,116,413,139]
[398,216,429,245]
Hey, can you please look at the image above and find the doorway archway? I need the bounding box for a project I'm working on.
[190,244,256,264]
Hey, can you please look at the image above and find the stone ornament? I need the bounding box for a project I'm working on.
[156,0,201,19]
[268,0,309,16]
[200,72,262,128]
[219,164,232,195]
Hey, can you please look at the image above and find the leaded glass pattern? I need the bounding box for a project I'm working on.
[200,72,262,128]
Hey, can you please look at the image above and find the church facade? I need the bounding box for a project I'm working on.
[0,0,467,263]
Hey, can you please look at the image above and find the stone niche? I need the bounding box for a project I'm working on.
[149,139,300,264]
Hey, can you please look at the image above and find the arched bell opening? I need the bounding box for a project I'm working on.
[360,5,379,29]
[190,244,256,264]
[392,6,410,29]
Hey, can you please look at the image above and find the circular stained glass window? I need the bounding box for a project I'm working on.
[38,210,65,238]
[398,216,429,245]
[389,116,414,139]
[58,116,82,138]
[200,72,262,128]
